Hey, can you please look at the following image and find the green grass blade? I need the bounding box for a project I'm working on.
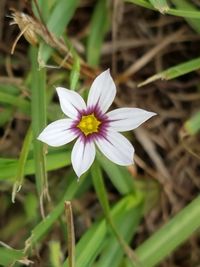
[91,161,110,215]
[95,198,142,267]
[30,47,47,198]
[97,153,135,195]
[25,174,89,251]
[91,161,140,266]
[184,111,200,135]
[0,247,24,266]
[63,194,143,267]
[149,0,169,13]
[127,195,200,267]
[47,0,79,37]
[49,241,62,267]
[0,83,20,95]
[32,0,50,22]
[167,9,200,19]
[0,108,13,126]
[138,57,200,86]
[12,126,32,203]
[0,91,30,115]
[70,54,80,91]
[38,0,79,65]
[87,0,109,66]
[0,150,71,180]
[173,0,200,33]
[126,0,200,18]
[69,221,106,267]
[125,0,154,10]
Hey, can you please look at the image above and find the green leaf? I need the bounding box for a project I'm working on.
[0,91,30,115]
[0,108,13,126]
[24,193,38,222]
[0,247,24,266]
[32,0,51,22]
[125,195,200,267]
[97,153,135,195]
[12,126,32,203]
[149,0,169,14]
[91,161,141,267]
[126,0,200,18]
[173,0,200,33]
[49,241,62,267]
[70,54,80,91]
[38,0,79,65]
[91,161,110,215]
[95,199,142,267]
[138,57,200,86]
[63,194,143,267]
[87,0,109,66]
[0,150,71,180]
[25,173,90,250]
[0,84,21,95]
[184,111,200,135]
[30,47,47,197]
[125,0,154,10]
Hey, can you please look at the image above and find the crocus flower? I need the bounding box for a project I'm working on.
[38,70,156,178]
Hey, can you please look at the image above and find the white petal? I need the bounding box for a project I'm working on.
[96,131,134,166]
[87,69,116,113]
[107,108,156,132]
[56,87,86,119]
[71,138,96,178]
[38,119,77,147]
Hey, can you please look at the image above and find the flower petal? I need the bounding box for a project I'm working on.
[56,87,86,119]
[96,131,134,165]
[87,69,116,113]
[107,108,156,132]
[71,138,96,178]
[38,119,77,147]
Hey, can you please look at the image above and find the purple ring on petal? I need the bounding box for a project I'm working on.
[70,104,110,143]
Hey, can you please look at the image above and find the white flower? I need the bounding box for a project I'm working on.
[38,70,156,178]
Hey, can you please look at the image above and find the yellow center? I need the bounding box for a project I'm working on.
[77,114,101,136]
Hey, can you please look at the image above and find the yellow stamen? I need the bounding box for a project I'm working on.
[77,114,101,136]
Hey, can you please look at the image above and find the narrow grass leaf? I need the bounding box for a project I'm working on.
[30,47,47,197]
[32,0,50,22]
[138,57,200,86]
[63,194,143,267]
[129,195,200,267]
[0,247,24,266]
[70,54,80,91]
[38,0,79,65]
[125,0,154,10]
[0,150,71,180]
[149,0,169,14]
[0,91,30,115]
[95,197,143,267]
[184,111,200,135]
[97,153,135,195]
[12,126,32,203]
[91,161,110,215]
[0,108,13,126]
[126,0,200,18]
[173,0,200,33]
[64,201,75,267]
[91,161,140,266]
[87,0,109,66]
[0,84,20,95]
[24,193,38,222]
[49,241,62,267]
[25,174,90,251]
